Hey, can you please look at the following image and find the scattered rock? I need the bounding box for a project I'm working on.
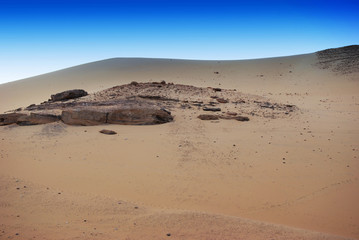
[130,81,139,86]
[167,233,171,236]
[216,98,228,103]
[226,112,237,116]
[198,114,220,120]
[233,116,250,121]
[99,129,117,135]
[51,89,88,102]
[212,88,222,92]
[214,71,219,74]
[203,107,221,112]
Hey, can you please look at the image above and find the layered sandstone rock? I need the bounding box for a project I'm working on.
[0,113,26,126]
[17,113,60,126]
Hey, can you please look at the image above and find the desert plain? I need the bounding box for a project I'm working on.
[0,46,358,239]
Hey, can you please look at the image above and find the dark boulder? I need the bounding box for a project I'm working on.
[51,89,88,102]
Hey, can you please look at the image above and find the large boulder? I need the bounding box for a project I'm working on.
[0,113,27,126]
[51,89,88,102]
[17,113,60,126]
[107,108,173,125]
[61,109,107,126]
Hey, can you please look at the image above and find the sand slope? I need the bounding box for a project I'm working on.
[0,46,358,239]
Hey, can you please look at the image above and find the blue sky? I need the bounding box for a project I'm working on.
[0,0,358,84]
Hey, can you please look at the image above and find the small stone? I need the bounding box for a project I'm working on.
[167,233,171,237]
[198,114,219,120]
[216,98,228,103]
[99,129,117,135]
[203,107,221,112]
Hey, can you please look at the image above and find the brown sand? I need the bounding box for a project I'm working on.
[0,47,358,239]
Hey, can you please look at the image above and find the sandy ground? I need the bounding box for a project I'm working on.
[0,48,358,239]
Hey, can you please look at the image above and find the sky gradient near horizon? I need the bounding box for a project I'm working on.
[0,0,358,84]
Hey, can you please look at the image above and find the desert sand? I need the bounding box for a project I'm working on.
[0,46,358,239]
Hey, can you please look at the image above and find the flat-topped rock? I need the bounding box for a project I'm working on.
[61,107,173,126]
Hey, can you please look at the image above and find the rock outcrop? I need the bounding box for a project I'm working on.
[61,109,107,126]
[51,89,88,102]
[0,113,26,126]
[0,82,297,128]
[107,108,173,125]
[61,108,173,126]
[17,113,60,126]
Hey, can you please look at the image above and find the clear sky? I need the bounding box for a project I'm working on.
[0,0,358,84]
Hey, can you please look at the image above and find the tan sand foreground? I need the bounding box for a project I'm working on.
[0,46,358,239]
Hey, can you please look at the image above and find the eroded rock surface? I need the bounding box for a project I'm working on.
[0,113,26,126]
[61,109,107,126]
[17,113,60,126]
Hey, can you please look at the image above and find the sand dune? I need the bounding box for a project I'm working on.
[0,46,358,239]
